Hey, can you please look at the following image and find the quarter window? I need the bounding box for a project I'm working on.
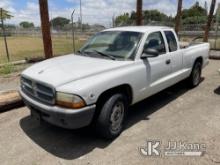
[165,31,178,52]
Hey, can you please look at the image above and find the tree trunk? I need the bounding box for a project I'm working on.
[136,0,143,26]
[39,0,53,59]
[175,0,183,35]
[204,0,216,42]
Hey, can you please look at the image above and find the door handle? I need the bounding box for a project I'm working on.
[166,59,171,65]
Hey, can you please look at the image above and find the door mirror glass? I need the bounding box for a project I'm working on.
[141,48,159,59]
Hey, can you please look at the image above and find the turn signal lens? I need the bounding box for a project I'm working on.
[56,92,86,109]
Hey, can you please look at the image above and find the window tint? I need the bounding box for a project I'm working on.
[144,32,166,54]
[165,31,178,52]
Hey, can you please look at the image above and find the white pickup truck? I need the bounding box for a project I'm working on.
[20,26,209,139]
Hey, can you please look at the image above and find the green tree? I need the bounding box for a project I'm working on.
[182,2,207,19]
[144,10,171,22]
[0,8,12,20]
[20,21,34,28]
[115,13,131,26]
[50,17,70,30]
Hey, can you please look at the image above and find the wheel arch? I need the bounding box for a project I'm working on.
[92,84,133,122]
[194,56,203,66]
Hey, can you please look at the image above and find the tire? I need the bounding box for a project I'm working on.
[95,93,128,139]
[188,61,202,88]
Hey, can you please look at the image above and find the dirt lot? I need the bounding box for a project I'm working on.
[0,60,220,165]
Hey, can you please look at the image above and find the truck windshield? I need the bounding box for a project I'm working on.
[78,31,143,60]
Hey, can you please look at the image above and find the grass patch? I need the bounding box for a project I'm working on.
[0,63,15,75]
[0,36,85,63]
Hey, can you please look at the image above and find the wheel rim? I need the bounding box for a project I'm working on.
[193,65,201,85]
[110,101,125,133]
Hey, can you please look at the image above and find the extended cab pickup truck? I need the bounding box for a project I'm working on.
[20,26,209,139]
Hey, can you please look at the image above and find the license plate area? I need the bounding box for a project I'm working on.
[31,109,41,122]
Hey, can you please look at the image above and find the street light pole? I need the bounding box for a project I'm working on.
[71,9,76,53]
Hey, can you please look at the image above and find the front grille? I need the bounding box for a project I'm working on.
[21,76,55,105]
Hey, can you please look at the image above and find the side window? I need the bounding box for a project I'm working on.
[144,32,166,55]
[165,31,178,52]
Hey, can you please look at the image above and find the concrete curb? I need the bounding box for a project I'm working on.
[0,90,24,112]
[209,51,220,60]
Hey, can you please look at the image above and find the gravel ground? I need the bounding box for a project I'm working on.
[0,73,20,91]
[0,60,220,165]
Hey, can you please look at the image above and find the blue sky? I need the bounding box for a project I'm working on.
[0,0,217,26]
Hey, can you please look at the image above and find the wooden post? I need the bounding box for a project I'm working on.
[0,8,10,62]
[204,0,216,42]
[175,0,183,35]
[136,0,143,26]
[39,0,53,59]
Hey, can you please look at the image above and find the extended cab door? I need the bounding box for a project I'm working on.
[164,30,184,84]
[141,31,172,97]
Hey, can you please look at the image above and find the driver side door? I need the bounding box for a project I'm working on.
[142,31,172,96]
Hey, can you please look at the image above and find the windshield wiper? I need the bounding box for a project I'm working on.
[77,50,89,57]
[93,50,116,60]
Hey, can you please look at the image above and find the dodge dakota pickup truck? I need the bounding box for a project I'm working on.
[19,26,209,139]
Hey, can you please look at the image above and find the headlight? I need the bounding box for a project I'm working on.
[56,92,86,109]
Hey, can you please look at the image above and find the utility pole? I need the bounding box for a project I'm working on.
[0,8,10,62]
[39,0,53,59]
[112,14,115,27]
[204,0,216,42]
[175,0,183,35]
[136,0,143,26]
[215,3,220,49]
[71,10,76,52]
[80,0,83,31]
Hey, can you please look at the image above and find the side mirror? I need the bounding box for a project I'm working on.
[141,48,159,59]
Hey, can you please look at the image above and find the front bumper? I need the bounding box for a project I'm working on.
[19,88,96,129]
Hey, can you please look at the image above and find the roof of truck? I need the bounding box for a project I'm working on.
[104,26,173,33]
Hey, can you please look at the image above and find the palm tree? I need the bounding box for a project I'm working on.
[0,8,12,20]
[136,0,143,25]
[0,8,13,62]
[204,0,216,42]
[175,0,183,35]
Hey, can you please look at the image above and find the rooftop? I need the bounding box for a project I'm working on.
[104,26,173,33]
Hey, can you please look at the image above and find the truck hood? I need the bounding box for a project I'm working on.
[22,54,133,87]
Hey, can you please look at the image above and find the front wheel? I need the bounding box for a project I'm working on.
[95,93,128,139]
[188,61,202,88]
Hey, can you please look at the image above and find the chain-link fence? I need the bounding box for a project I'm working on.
[0,20,220,64]
[0,28,101,63]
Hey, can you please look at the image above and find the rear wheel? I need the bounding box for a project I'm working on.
[95,93,128,139]
[188,61,202,88]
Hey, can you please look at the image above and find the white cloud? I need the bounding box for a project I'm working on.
[0,0,16,13]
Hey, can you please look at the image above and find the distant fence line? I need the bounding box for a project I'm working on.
[0,27,220,50]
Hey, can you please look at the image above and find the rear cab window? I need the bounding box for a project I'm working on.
[164,31,178,52]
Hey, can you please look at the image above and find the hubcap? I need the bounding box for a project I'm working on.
[110,101,125,133]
